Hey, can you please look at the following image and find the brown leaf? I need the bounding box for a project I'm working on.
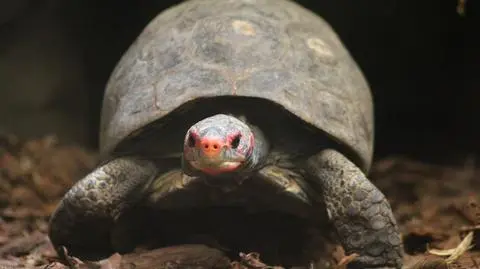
[335,253,359,268]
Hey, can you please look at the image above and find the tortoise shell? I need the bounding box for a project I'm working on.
[99,0,374,171]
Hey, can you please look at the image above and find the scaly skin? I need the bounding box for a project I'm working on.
[306,149,404,269]
[48,157,159,260]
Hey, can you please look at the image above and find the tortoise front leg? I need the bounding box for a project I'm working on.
[305,149,403,269]
[48,157,159,260]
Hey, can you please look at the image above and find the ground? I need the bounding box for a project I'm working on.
[0,134,478,269]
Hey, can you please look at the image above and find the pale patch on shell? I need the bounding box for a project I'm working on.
[306,37,334,58]
[232,20,256,36]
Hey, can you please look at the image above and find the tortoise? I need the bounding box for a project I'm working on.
[48,0,404,268]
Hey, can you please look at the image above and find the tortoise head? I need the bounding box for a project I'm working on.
[182,114,257,176]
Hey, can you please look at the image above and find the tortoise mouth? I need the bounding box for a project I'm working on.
[190,160,243,175]
[126,169,335,267]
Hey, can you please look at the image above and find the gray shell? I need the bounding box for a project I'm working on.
[100,0,374,171]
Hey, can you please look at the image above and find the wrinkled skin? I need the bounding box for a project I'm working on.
[49,113,403,269]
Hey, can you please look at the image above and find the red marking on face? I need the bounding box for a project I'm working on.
[226,132,241,148]
[226,132,239,143]
[197,137,225,158]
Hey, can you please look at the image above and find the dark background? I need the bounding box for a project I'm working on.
[0,0,478,165]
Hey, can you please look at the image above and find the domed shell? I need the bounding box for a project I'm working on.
[100,0,374,171]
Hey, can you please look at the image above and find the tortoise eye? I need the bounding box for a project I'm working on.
[231,134,241,149]
[187,133,196,147]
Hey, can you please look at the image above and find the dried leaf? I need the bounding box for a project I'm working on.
[427,231,474,264]
[335,253,359,268]
[426,248,456,257]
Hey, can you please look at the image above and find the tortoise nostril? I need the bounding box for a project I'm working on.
[200,138,223,155]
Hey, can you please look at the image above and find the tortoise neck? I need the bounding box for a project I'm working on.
[245,121,270,170]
